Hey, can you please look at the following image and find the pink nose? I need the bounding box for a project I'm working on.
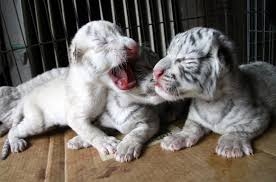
[153,69,164,80]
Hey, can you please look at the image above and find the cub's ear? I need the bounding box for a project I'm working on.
[216,34,237,71]
[68,43,84,64]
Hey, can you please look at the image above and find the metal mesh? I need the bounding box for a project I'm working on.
[247,0,276,64]
[0,0,275,86]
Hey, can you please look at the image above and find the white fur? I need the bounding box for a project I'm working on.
[4,20,138,158]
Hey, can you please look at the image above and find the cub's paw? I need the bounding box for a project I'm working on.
[67,136,92,150]
[216,135,253,158]
[10,138,28,153]
[115,140,143,163]
[161,133,199,151]
[93,136,120,155]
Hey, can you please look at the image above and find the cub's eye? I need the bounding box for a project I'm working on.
[175,58,185,63]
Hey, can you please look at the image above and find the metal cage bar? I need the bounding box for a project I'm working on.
[1,0,276,86]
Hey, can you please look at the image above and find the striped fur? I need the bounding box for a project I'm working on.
[154,27,275,158]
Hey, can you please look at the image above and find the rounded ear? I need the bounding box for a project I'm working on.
[68,42,84,64]
[217,34,237,72]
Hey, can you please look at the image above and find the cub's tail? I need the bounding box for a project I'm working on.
[1,138,10,160]
[0,86,20,136]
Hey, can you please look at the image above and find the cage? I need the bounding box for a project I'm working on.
[0,0,275,86]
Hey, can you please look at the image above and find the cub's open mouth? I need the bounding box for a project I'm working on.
[108,62,136,90]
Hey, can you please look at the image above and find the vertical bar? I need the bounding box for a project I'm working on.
[33,0,47,71]
[27,0,39,42]
[137,0,146,43]
[86,0,92,21]
[254,0,257,61]
[122,0,130,36]
[146,0,155,51]
[167,0,175,39]
[98,0,104,20]
[45,0,59,67]
[247,0,250,63]
[185,0,190,29]
[58,0,69,58]
[268,25,271,63]
[12,0,32,65]
[160,0,169,46]
[134,0,142,44]
[172,0,179,33]
[203,0,208,26]
[110,0,116,23]
[272,32,274,64]
[0,8,22,83]
[72,0,79,29]
[224,0,228,34]
[157,0,166,56]
[262,0,266,61]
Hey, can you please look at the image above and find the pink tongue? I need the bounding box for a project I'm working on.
[115,64,136,90]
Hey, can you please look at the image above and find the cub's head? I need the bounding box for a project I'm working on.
[69,20,138,90]
[123,47,165,105]
[153,27,236,101]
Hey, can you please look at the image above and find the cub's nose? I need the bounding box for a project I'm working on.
[153,69,164,80]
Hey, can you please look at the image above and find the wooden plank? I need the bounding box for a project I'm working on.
[45,130,66,182]
[0,135,50,182]
[65,129,276,182]
[254,122,276,156]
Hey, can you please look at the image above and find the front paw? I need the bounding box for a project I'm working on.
[161,133,199,151]
[10,138,28,153]
[93,136,120,155]
[115,140,143,162]
[67,136,92,150]
[216,135,253,158]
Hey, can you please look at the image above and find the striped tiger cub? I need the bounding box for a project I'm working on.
[153,27,276,158]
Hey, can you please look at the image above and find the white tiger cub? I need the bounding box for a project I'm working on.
[153,27,276,158]
[67,47,164,162]
[1,20,140,159]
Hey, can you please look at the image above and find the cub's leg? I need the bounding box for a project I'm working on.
[67,135,119,155]
[161,119,210,151]
[67,117,120,155]
[8,114,45,153]
[115,121,159,163]
[216,116,269,158]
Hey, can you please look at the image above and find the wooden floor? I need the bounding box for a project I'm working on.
[0,122,276,182]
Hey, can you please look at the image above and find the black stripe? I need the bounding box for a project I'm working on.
[178,65,194,83]
[197,29,202,39]
[86,25,91,35]
[220,99,235,121]
[190,34,196,45]
[104,109,118,124]
[122,106,143,124]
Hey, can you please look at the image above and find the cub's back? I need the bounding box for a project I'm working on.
[239,61,276,115]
